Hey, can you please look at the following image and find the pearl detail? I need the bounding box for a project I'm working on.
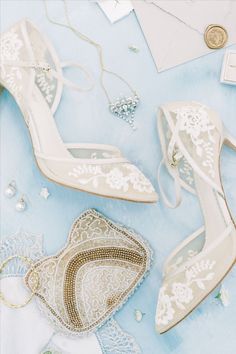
[15,196,27,212]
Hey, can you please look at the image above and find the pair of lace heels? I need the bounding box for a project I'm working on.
[1,20,236,333]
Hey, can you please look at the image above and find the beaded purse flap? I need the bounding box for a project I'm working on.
[25,209,152,335]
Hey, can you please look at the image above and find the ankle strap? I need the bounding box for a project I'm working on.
[0,59,94,92]
[157,157,182,208]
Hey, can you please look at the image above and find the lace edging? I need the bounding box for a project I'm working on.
[96,318,142,354]
[0,229,45,277]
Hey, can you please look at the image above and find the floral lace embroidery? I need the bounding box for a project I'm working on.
[0,22,59,111]
[68,164,154,193]
[157,259,216,326]
[179,157,194,186]
[36,71,56,104]
[0,29,23,101]
[166,249,198,275]
[173,105,216,178]
[0,28,22,61]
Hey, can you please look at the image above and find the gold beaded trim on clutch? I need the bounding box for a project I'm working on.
[25,209,152,335]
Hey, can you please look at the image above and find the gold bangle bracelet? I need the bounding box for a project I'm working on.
[0,255,39,309]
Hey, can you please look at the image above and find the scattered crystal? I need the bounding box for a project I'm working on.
[40,187,50,200]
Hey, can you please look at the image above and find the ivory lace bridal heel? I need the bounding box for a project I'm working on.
[0,19,157,202]
[155,101,236,333]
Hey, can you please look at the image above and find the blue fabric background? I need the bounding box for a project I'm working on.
[1,1,236,353]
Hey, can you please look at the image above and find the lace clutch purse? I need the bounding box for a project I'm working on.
[25,209,152,335]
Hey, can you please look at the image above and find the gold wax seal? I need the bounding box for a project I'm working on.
[204,24,228,49]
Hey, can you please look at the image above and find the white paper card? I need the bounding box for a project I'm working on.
[133,0,236,72]
[221,50,236,85]
[97,0,133,23]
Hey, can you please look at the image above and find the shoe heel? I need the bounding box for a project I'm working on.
[224,129,236,152]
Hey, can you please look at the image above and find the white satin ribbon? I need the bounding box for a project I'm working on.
[0,59,94,92]
[157,157,182,209]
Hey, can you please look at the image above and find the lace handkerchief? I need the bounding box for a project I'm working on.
[25,209,152,335]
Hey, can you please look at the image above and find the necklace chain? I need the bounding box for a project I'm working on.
[44,0,137,103]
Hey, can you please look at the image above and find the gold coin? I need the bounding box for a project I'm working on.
[204,24,228,49]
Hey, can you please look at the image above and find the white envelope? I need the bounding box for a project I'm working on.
[221,50,236,85]
[133,0,236,72]
[97,0,133,23]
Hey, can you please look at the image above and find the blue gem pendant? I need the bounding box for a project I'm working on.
[109,94,140,130]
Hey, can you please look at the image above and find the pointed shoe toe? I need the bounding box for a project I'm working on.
[37,156,158,202]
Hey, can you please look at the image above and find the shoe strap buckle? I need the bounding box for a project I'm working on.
[33,62,51,72]
[169,150,183,167]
